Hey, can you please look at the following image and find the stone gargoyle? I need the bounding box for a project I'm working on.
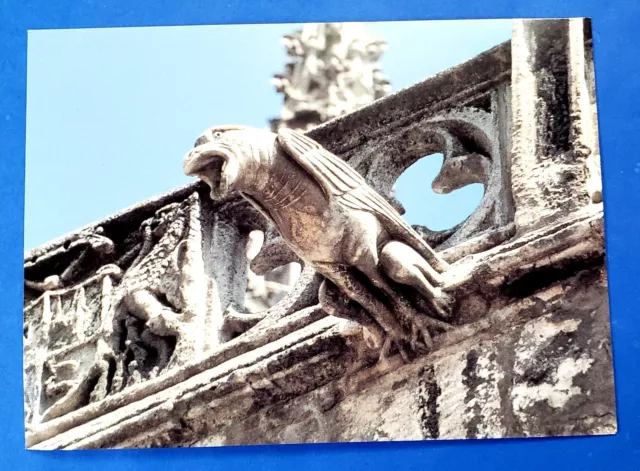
[183,125,454,362]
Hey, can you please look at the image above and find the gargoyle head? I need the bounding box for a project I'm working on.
[183,125,273,199]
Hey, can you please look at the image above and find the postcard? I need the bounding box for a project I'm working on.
[23,18,616,449]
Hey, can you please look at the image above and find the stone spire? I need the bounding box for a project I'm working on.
[270,22,391,131]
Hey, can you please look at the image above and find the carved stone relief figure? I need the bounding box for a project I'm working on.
[23,193,219,426]
[24,265,121,425]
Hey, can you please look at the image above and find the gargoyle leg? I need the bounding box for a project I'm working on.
[380,241,454,319]
[319,279,385,347]
[141,330,173,370]
[319,279,385,370]
[342,242,444,352]
[313,263,409,352]
[355,263,436,353]
[124,289,186,341]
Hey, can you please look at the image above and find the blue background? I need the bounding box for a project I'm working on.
[1,1,638,470]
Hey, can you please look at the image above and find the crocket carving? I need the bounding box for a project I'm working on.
[183,125,454,361]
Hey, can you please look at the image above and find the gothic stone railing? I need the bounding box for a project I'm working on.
[23,19,614,449]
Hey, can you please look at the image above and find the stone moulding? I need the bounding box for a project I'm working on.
[24,18,614,449]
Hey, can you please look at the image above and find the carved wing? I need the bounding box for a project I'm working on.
[276,129,449,272]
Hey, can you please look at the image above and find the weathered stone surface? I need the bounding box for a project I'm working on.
[36,249,613,448]
[510,19,602,233]
[189,268,614,446]
[23,18,615,450]
[192,262,612,446]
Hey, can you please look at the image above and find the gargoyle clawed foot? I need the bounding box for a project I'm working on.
[318,276,452,368]
[380,313,452,364]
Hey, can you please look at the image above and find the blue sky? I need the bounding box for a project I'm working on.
[25,19,512,250]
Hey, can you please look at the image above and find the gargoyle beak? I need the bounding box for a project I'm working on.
[183,145,234,200]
